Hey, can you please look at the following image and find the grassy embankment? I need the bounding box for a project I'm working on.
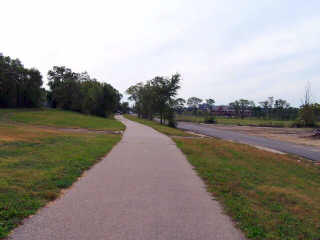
[126,115,320,240]
[0,109,124,239]
[176,115,296,127]
[5,108,125,131]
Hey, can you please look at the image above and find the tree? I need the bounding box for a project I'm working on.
[126,73,182,127]
[173,98,186,113]
[274,99,290,120]
[23,68,44,107]
[127,82,144,118]
[47,66,80,110]
[206,98,215,105]
[187,97,202,109]
[206,98,215,110]
[274,99,289,109]
[297,83,317,127]
[175,98,186,107]
[151,74,181,124]
[0,53,44,108]
[313,103,320,119]
[252,98,297,120]
[302,82,312,106]
[230,99,254,119]
[47,66,121,117]
[230,101,240,117]
[119,102,130,113]
[259,97,274,119]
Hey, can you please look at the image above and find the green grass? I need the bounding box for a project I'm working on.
[124,114,193,137]
[128,114,320,239]
[175,138,320,240]
[2,108,125,131]
[176,114,296,127]
[0,109,123,238]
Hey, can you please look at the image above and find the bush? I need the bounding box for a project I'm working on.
[0,53,44,108]
[47,66,121,117]
[204,115,217,124]
[291,119,307,128]
[294,104,318,127]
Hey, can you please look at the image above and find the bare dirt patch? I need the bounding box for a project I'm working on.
[0,124,63,142]
[0,123,122,143]
[36,125,123,135]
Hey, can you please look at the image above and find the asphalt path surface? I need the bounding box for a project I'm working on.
[177,122,320,163]
[9,116,244,240]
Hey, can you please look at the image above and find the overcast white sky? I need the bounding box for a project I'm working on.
[1,0,319,106]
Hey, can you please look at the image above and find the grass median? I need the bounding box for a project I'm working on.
[126,114,320,240]
[0,109,124,238]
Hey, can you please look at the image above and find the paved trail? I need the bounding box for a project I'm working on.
[9,116,244,240]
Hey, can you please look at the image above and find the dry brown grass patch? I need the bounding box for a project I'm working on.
[0,124,63,143]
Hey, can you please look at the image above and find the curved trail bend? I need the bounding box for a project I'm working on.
[9,116,244,240]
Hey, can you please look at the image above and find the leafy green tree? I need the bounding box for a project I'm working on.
[47,66,80,110]
[151,74,181,124]
[126,73,181,127]
[47,66,121,117]
[173,98,186,113]
[259,97,274,119]
[119,102,130,113]
[298,104,316,127]
[0,53,44,108]
[187,97,202,109]
[127,82,144,118]
[206,98,215,110]
[295,83,318,127]
[230,99,254,119]
[273,99,290,120]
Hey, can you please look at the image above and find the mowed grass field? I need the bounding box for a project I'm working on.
[0,109,124,238]
[126,115,320,240]
[176,114,296,127]
[3,108,125,131]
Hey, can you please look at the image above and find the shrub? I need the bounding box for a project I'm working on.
[204,115,217,124]
[294,104,317,127]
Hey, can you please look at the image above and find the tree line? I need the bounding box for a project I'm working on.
[180,95,319,127]
[182,96,298,120]
[47,66,121,117]
[126,74,181,127]
[1,52,318,127]
[228,96,319,126]
[0,53,122,118]
[0,53,44,108]
[229,97,298,120]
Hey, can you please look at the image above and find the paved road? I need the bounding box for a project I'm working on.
[178,122,320,163]
[9,116,244,240]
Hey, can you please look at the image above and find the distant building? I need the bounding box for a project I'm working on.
[211,105,252,117]
[198,103,211,111]
[211,105,235,116]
